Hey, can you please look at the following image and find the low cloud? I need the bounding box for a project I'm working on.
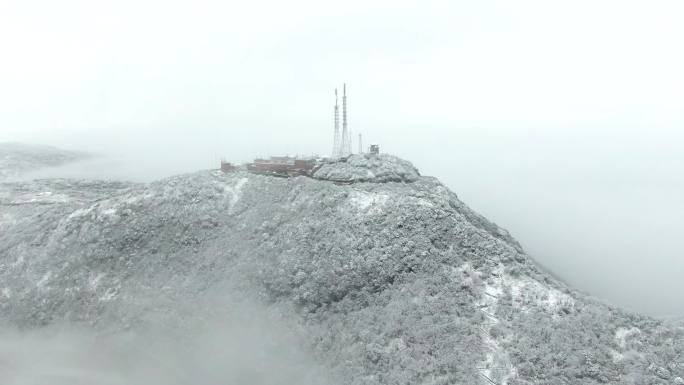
[0,301,335,385]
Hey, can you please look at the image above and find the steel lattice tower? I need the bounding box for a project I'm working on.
[341,83,352,156]
[332,88,341,158]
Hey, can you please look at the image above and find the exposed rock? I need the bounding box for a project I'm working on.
[313,154,420,183]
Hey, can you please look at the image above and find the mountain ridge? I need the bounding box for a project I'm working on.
[1,147,682,384]
[0,142,89,181]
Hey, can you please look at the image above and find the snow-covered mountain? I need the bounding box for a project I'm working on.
[0,143,87,181]
[1,150,682,384]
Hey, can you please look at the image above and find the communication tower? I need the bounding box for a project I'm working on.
[341,84,352,156]
[332,89,341,157]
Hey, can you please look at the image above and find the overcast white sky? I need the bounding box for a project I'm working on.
[1,0,683,316]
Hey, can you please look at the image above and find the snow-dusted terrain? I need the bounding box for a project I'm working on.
[1,146,683,384]
[313,154,421,183]
[0,143,87,181]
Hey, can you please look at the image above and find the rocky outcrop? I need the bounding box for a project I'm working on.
[313,154,421,183]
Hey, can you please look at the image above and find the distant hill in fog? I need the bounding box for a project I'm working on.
[0,143,87,181]
[1,149,683,384]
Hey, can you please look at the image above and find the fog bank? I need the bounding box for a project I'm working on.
[0,303,335,385]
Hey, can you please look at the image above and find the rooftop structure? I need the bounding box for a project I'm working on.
[220,159,237,173]
[246,156,319,178]
[370,144,380,155]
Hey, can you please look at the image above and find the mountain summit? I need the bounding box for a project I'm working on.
[0,149,682,384]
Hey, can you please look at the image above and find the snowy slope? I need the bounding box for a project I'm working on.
[0,143,86,181]
[0,153,682,384]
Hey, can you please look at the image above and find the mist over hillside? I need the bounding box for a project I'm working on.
[1,145,683,384]
[0,143,89,181]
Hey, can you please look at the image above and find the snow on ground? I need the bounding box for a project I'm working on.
[610,349,624,363]
[314,154,420,183]
[67,205,112,223]
[501,273,575,314]
[88,273,106,291]
[476,264,516,385]
[100,208,117,216]
[610,327,643,363]
[344,188,434,217]
[406,196,435,208]
[99,286,119,302]
[615,327,641,349]
[473,263,576,384]
[346,190,389,215]
[36,272,52,289]
[65,190,156,223]
[2,154,681,384]
[11,191,71,205]
[211,175,248,212]
[224,177,248,211]
[0,213,16,231]
[67,207,94,221]
[123,191,155,206]
[10,255,24,269]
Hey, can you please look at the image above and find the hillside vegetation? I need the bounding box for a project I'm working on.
[1,150,682,384]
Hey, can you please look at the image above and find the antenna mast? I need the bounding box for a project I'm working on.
[333,88,340,158]
[341,83,351,156]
